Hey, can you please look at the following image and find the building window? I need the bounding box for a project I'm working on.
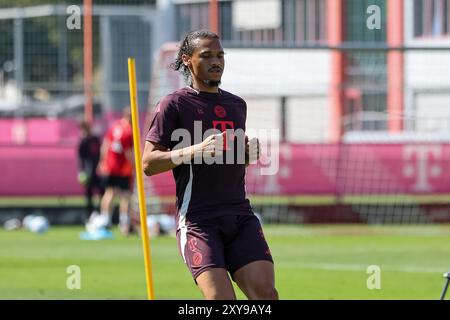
[176,2,209,40]
[175,1,232,41]
[234,0,327,45]
[284,0,327,43]
[175,0,327,46]
[345,0,386,42]
[414,0,450,37]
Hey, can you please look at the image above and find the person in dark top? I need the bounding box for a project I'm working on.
[77,121,104,221]
[142,29,278,300]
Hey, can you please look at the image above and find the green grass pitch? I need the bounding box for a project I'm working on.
[0,224,449,300]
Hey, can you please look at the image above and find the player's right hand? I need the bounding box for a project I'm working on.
[199,131,225,158]
[247,137,260,162]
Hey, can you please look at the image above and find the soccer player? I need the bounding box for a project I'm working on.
[96,107,135,236]
[142,30,278,300]
[77,121,104,221]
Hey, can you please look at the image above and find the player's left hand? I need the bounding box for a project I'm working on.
[78,171,89,185]
[245,136,260,164]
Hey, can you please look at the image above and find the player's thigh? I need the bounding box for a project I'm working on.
[114,176,131,192]
[176,220,234,298]
[232,260,277,300]
[176,221,226,279]
[102,183,116,199]
[116,184,131,199]
[103,176,118,194]
[225,215,275,296]
[196,268,236,300]
[225,215,273,275]
[106,176,130,200]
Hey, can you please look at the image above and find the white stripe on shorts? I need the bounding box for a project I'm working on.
[178,165,193,263]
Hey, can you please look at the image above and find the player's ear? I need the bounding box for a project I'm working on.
[181,54,191,67]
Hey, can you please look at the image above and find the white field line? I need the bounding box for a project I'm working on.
[290,262,447,274]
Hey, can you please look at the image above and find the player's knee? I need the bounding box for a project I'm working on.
[203,290,236,300]
[253,284,278,300]
[267,287,278,300]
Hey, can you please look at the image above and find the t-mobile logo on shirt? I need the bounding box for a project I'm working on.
[213,120,234,150]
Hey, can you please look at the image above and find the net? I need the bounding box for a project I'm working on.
[134,39,450,224]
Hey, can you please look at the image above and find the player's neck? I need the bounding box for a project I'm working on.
[190,80,219,94]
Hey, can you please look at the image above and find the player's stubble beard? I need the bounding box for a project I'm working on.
[203,79,221,87]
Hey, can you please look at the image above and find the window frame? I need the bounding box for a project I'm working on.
[414,0,450,39]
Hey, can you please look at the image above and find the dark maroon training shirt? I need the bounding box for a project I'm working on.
[146,86,253,227]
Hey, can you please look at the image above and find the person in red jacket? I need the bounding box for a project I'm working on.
[97,107,135,236]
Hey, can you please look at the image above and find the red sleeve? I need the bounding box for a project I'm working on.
[105,124,114,142]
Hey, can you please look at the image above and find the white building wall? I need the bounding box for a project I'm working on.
[220,49,331,141]
[244,97,281,134]
[221,49,330,96]
[403,0,450,133]
[287,96,330,143]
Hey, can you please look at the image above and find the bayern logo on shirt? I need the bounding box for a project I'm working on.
[214,105,227,118]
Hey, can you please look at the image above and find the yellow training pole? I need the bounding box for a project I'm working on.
[128,57,155,300]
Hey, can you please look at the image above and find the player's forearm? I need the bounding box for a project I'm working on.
[143,145,196,176]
